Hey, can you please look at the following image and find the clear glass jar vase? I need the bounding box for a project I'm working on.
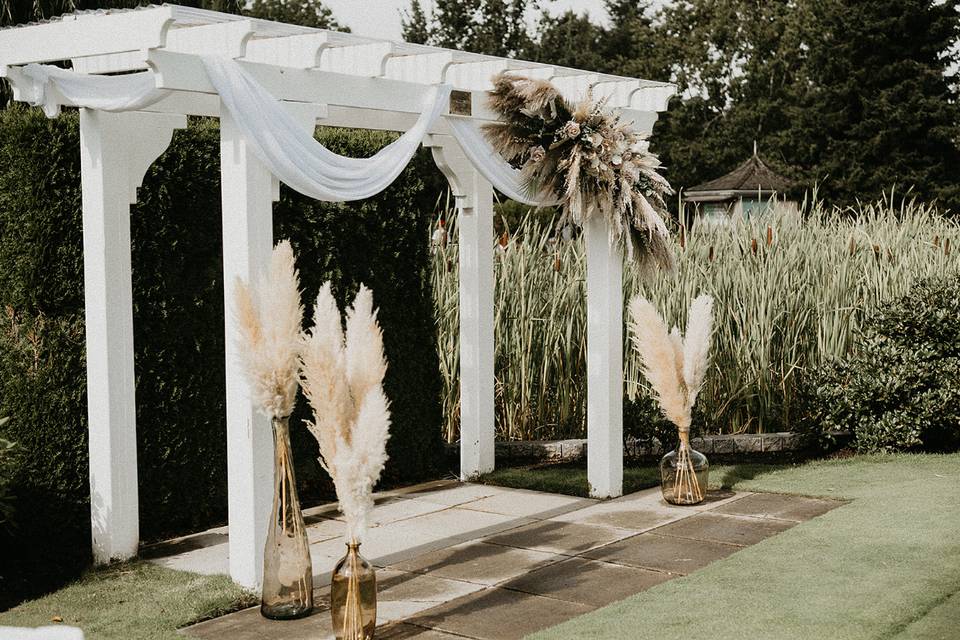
[261,416,313,620]
[331,541,377,640]
[660,431,709,505]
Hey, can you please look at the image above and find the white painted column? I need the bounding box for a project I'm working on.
[80,108,185,564]
[457,172,495,479]
[429,140,495,480]
[585,215,624,498]
[220,108,275,590]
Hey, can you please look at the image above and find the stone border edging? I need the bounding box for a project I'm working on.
[446,432,815,463]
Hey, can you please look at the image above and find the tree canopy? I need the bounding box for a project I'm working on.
[403,0,960,213]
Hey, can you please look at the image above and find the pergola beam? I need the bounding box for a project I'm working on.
[146,49,500,121]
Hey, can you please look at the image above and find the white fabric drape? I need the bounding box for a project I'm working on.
[202,56,452,202]
[21,64,167,118]
[446,117,559,207]
[17,60,554,207]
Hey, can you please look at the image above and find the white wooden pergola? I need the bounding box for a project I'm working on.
[0,5,674,589]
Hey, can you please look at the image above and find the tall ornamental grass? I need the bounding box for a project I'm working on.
[432,198,960,442]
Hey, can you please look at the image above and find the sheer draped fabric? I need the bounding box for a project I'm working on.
[19,60,555,206]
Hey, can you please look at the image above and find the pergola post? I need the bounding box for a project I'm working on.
[80,108,185,563]
[430,139,496,480]
[585,215,624,498]
[220,108,275,590]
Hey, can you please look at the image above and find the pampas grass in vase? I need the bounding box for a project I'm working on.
[233,239,313,619]
[629,294,714,505]
[301,282,391,640]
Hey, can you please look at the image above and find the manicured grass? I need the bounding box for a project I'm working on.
[478,461,787,497]
[526,453,960,640]
[0,561,254,640]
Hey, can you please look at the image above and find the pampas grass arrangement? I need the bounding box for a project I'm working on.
[629,294,714,504]
[300,282,391,543]
[301,282,391,640]
[233,240,313,619]
[483,72,673,270]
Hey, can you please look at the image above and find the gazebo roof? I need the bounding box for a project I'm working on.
[685,150,791,202]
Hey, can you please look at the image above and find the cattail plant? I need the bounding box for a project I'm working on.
[628,294,714,504]
[433,197,960,443]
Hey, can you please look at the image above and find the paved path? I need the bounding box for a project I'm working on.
[143,481,840,639]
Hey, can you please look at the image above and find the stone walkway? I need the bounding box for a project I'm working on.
[144,480,841,639]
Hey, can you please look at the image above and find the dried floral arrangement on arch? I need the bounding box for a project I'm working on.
[483,72,674,268]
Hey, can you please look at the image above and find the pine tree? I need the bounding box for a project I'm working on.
[796,0,960,210]
[401,0,431,44]
[531,10,607,72]
[245,0,346,30]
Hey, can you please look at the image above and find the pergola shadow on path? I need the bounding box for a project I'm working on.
[0,4,673,590]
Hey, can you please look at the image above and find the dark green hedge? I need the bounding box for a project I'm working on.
[797,276,960,453]
[0,107,445,606]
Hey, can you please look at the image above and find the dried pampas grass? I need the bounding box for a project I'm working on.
[233,240,304,419]
[629,293,714,504]
[301,283,391,542]
[628,294,715,430]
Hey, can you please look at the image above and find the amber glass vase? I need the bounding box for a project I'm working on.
[660,431,709,505]
[331,541,377,640]
[261,417,313,619]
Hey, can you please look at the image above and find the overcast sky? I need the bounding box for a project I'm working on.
[322,0,611,41]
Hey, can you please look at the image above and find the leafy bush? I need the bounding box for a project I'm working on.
[797,277,960,453]
[0,107,445,606]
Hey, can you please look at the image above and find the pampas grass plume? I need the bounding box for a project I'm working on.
[233,239,303,419]
[682,295,714,407]
[628,298,688,429]
[629,294,715,432]
[300,283,391,542]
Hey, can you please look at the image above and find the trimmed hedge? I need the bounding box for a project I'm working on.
[0,107,445,606]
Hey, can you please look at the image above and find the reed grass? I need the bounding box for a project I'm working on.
[432,197,960,442]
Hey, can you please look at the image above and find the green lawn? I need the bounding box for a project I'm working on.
[0,561,254,640]
[525,453,960,640]
[478,461,796,497]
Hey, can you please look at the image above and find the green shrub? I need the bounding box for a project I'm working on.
[0,107,445,606]
[797,277,960,453]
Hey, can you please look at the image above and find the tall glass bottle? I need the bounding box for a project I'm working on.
[261,416,313,619]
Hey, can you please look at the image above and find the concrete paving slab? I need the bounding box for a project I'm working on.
[653,511,796,546]
[483,520,636,556]
[401,483,503,507]
[501,556,673,607]
[405,587,594,640]
[148,539,229,576]
[310,507,535,569]
[581,532,740,575]
[377,623,474,639]
[712,492,843,522]
[458,489,595,519]
[390,540,561,586]
[374,569,485,623]
[176,481,836,639]
[183,604,332,640]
